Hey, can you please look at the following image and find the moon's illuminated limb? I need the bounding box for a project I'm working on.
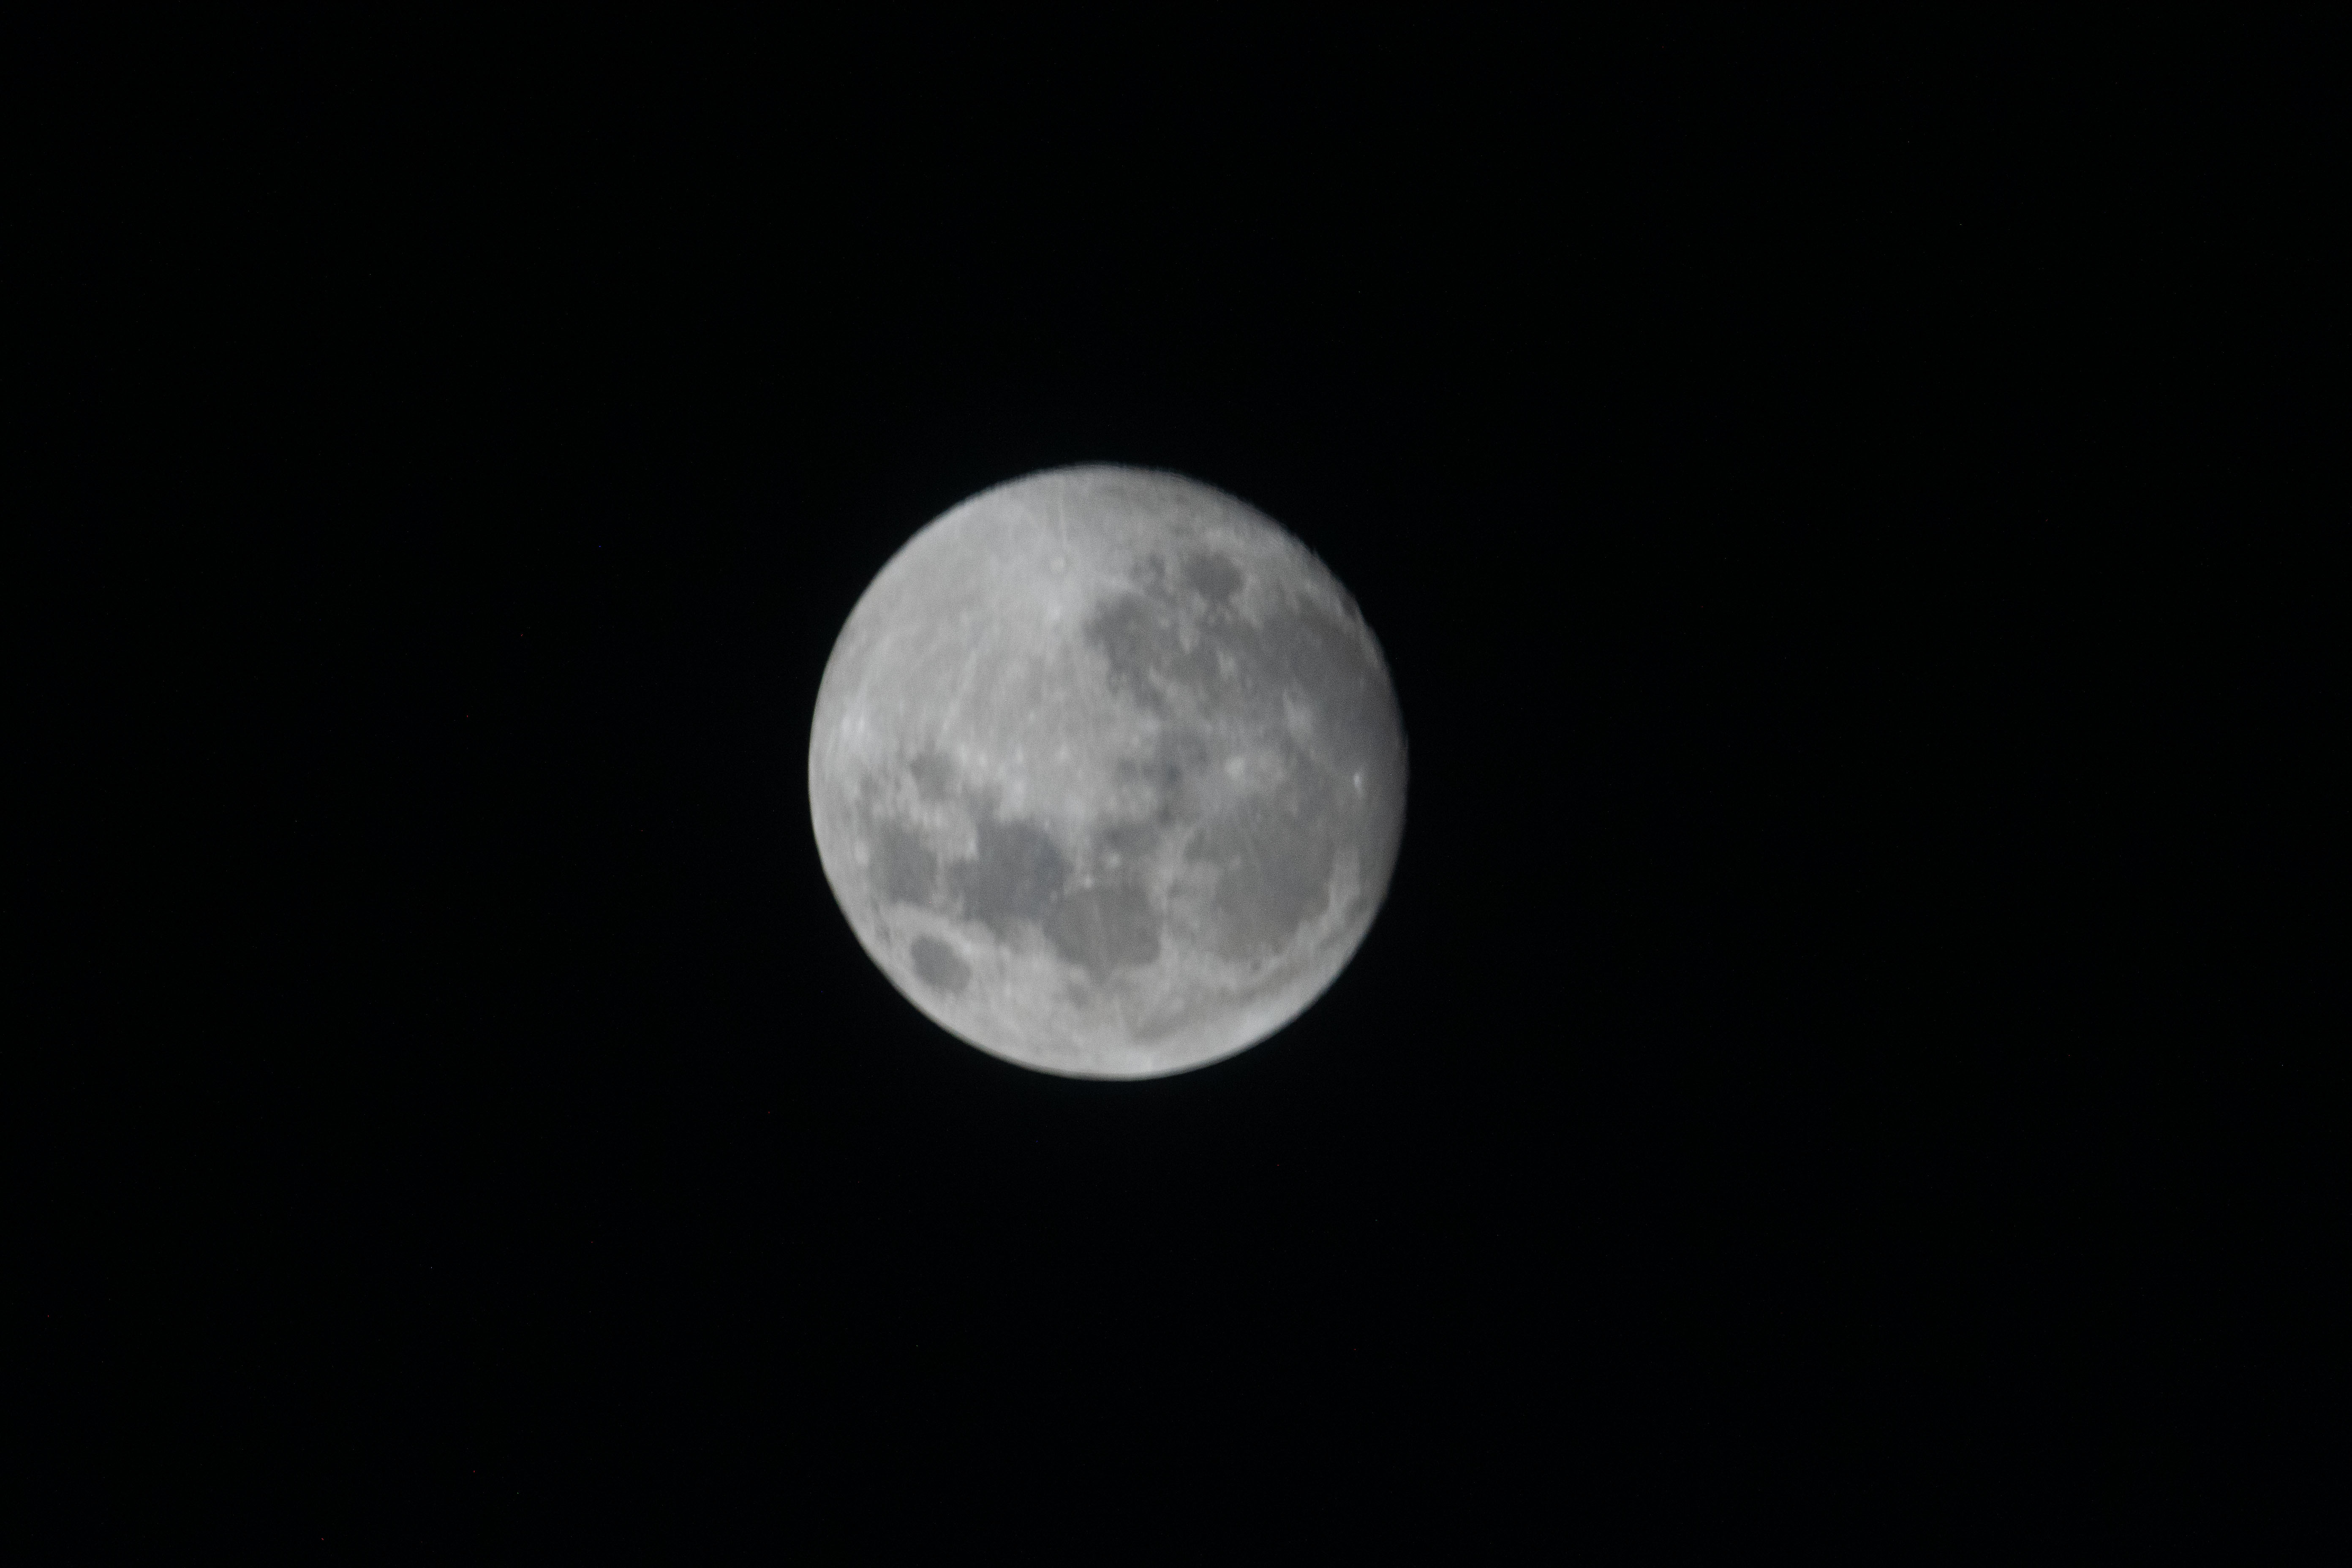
[808,465,1406,1079]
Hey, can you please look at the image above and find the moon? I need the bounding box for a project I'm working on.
[807,465,1406,1079]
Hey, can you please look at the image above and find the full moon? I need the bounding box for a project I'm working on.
[808,466,1407,1079]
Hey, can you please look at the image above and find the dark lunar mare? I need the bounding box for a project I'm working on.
[953,814,1068,936]
[1181,550,1244,603]
[909,935,970,994]
[1042,882,1161,974]
[870,820,938,906]
[863,782,1166,983]
[1079,553,1394,967]
[1189,786,1341,963]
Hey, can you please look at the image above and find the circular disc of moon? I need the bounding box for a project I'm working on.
[808,465,1406,1079]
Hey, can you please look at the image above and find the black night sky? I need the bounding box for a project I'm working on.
[25,18,2327,1558]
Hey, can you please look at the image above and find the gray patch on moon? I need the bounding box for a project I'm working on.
[1095,819,1162,863]
[909,935,970,994]
[861,773,1171,982]
[907,749,957,800]
[808,464,1406,1079]
[1072,564,1373,966]
[1085,593,1224,716]
[954,814,1070,935]
[1043,880,1161,975]
[1182,550,1244,603]
[869,819,938,906]
[1189,784,1341,963]
[1122,729,1211,819]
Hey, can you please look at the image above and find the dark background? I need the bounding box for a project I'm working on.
[22,16,2332,1558]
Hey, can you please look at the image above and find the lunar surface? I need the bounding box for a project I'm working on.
[808,465,1406,1079]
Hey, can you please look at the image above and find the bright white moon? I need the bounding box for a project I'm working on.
[808,465,1406,1078]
